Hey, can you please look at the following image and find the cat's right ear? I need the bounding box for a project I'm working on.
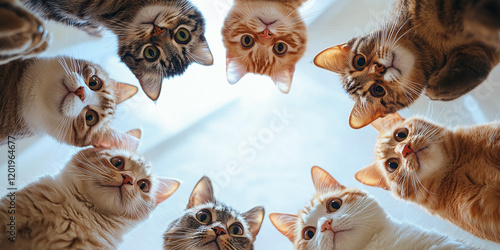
[187,176,215,209]
[138,73,163,101]
[192,37,213,66]
[242,206,265,240]
[114,82,139,104]
[155,178,181,206]
[349,101,385,129]
[311,166,345,193]
[226,53,247,84]
[269,213,297,243]
[314,43,350,74]
[355,163,389,190]
[93,129,141,152]
[371,113,405,132]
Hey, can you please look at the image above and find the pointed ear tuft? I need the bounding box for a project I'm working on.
[138,73,164,101]
[272,65,295,94]
[226,54,247,85]
[355,163,389,190]
[269,213,297,243]
[349,102,385,129]
[242,206,265,240]
[192,38,213,66]
[115,82,138,104]
[314,43,351,74]
[187,176,215,209]
[371,113,405,132]
[155,178,180,205]
[311,166,344,193]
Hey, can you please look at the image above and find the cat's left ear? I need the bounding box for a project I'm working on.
[114,82,139,104]
[154,178,181,206]
[355,163,389,190]
[242,206,265,240]
[93,128,141,152]
[187,176,215,209]
[371,113,405,132]
[226,53,247,84]
[138,74,163,101]
[350,101,386,129]
[192,38,213,66]
[272,65,295,94]
[311,166,345,193]
[269,213,297,243]
[314,43,350,74]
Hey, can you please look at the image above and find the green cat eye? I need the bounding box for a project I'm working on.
[144,45,160,61]
[273,42,288,56]
[174,28,191,44]
[138,179,151,193]
[327,198,342,213]
[228,223,244,236]
[394,128,409,142]
[110,157,124,169]
[370,83,386,97]
[85,109,99,126]
[88,75,102,91]
[302,226,316,240]
[196,209,212,224]
[240,35,254,48]
[353,54,367,70]
[386,158,399,173]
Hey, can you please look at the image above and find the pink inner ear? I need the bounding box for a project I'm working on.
[155,178,180,205]
[93,129,140,152]
[272,65,295,94]
[226,56,247,85]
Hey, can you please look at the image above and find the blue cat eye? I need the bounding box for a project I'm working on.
[144,45,160,61]
[386,158,399,173]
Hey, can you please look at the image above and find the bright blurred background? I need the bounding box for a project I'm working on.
[1,0,500,249]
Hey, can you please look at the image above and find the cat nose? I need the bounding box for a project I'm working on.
[212,226,226,236]
[74,86,85,101]
[321,219,332,232]
[258,28,273,39]
[375,63,387,75]
[151,25,166,37]
[401,143,413,157]
[122,173,134,185]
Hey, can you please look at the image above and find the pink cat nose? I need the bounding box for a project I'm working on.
[74,86,85,101]
[321,219,332,232]
[122,173,134,185]
[401,143,413,157]
[258,28,272,39]
[212,226,226,236]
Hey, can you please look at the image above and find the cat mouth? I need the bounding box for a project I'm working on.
[389,53,402,74]
[202,240,220,249]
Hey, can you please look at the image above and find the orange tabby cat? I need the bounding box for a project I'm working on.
[356,113,500,243]
[221,0,307,94]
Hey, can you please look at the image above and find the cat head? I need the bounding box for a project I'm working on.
[118,3,213,101]
[62,129,180,220]
[270,166,386,249]
[24,57,138,147]
[355,114,447,199]
[314,29,423,128]
[221,0,307,94]
[163,176,265,249]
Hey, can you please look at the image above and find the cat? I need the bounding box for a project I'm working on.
[355,113,500,243]
[21,0,214,101]
[314,0,500,129]
[270,166,469,249]
[0,0,49,65]
[0,56,138,147]
[221,0,308,94]
[0,129,181,249]
[163,176,265,250]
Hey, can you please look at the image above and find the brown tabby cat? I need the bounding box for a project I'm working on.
[222,0,307,94]
[314,0,500,129]
[355,113,500,243]
[0,56,138,147]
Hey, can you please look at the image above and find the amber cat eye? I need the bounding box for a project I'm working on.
[386,158,399,173]
[175,28,191,44]
[394,128,409,142]
[88,75,102,91]
[369,83,386,97]
[196,209,212,224]
[327,198,342,212]
[302,226,316,240]
[228,223,244,236]
[144,45,160,61]
[240,35,255,48]
[138,179,151,192]
[110,156,125,169]
[353,54,367,70]
[85,109,99,126]
[273,42,288,56]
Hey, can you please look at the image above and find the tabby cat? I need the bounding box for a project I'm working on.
[314,0,500,128]
[222,0,307,94]
[0,129,180,249]
[21,0,213,101]
[356,113,500,242]
[270,166,469,249]
[163,176,265,250]
[0,56,138,147]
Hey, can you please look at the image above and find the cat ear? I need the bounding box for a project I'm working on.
[114,82,138,104]
[93,128,141,152]
[349,101,386,129]
[242,206,265,240]
[314,43,350,74]
[226,53,247,84]
[126,128,142,140]
[311,166,345,193]
[272,65,295,94]
[192,38,214,66]
[187,176,215,209]
[355,164,389,190]
[138,74,163,101]
[371,113,405,132]
[269,213,297,243]
[155,178,181,206]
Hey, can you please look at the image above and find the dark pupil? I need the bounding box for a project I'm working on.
[331,201,340,209]
[389,162,398,170]
[375,85,384,94]
[232,227,239,234]
[147,49,155,57]
[307,230,314,238]
[200,213,207,221]
[114,160,122,167]
[397,132,407,139]
[86,114,94,121]
[357,57,366,66]
[179,31,187,39]
[277,43,284,52]
[244,36,251,45]
[89,80,96,87]
[140,182,146,190]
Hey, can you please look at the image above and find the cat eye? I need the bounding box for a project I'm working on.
[353,54,367,70]
[302,226,316,240]
[394,128,409,142]
[110,157,125,169]
[240,35,255,48]
[273,42,288,56]
[196,209,212,224]
[386,158,399,173]
[369,83,386,97]
[138,179,151,193]
[228,223,244,236]
[144,45,160,61]
[174,28,191,44]
[88,75,102,91]
[327,198,342,212]
[85,109,99,126]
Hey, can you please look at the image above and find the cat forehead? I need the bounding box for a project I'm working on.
[138,4,204,29]
[77,148,151,173]
[188,202,246,225]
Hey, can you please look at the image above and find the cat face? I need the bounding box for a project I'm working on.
[118,3,213,101]
[22,57,138,147]
[314,29,423,128]
[222,0,307,94]
[163,176,265,250]
[62,130,180,220]
[355,114,447,199]
[270,167,386,250]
